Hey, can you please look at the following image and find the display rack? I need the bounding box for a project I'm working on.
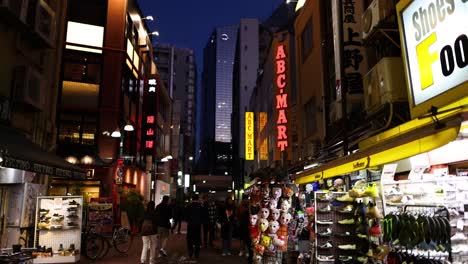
[33,196,83,264]
[315,191,357,263]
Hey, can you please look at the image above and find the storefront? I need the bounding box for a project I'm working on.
[0,125,85,250]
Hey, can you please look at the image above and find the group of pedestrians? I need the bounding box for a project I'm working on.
[140,196,171,264]
[140,194,253,263]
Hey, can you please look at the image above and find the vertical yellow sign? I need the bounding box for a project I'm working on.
[245,112,254,160]
[259,112,268,160]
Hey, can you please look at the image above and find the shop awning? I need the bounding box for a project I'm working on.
[295,98,468,185]
[0,125,86,178]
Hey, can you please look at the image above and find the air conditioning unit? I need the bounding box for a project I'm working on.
[26,0,56,46]
[14,66,45,111]
[363,57,407,114]
[330,95,364,123]
[362,0,395,40]
[0,0,29,23]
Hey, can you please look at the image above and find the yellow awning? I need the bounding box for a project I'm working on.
[295,99,468,185]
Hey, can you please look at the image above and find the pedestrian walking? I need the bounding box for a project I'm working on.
[140,201,158,264]
[202,194,217,248]
[220,198,235,256]
[170,198,183,234]
[236,197,252,262]
[186,194,204,259]
[155,195,172,257]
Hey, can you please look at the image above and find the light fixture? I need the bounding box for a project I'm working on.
[227,189,232,193]
[0,156,3,163]
[124,121,134,131]
[111,128,121,138]
[189,156,193,161]
[202,180,206,184]
[142,15,154,21]
[164,155,173,160]
[149,31,159,36]
[66,156,78,164]
[161,157,168,162]
[81,155,94,165]
[225,171,228,175]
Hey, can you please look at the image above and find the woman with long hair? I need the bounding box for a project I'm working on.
[140,201,158,264]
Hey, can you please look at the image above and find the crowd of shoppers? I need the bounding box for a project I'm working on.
[139,194,252,263]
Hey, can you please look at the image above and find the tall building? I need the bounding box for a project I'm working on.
[153,44,197,197]
[232,18,259,191]
[196,25,238,183]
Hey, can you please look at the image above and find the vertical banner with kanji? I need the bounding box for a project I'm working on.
[143,76,159,155]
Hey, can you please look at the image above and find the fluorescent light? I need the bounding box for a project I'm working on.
[161,158,168,162]
[184,174,190,188]
[227,190,232,193]
[124,122,134,131]
[165,155,173,160]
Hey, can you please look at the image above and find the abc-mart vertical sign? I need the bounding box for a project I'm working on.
[398,0,468,118]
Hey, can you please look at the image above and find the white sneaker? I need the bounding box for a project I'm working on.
[451,232,467,241]
[317,255,334,261]
[338,244,356,250]
[222,253,227,256]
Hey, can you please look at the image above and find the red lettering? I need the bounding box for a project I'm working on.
[277,109,287,124]
[146,128,154,136]
[146,116,155,124]
[277,141,288,151]
[276,45,286,60]
[145,140,154,148]
[276,60,285,74]
[277,125,287,140]
[277,74,286,88]
[276,94,288,109]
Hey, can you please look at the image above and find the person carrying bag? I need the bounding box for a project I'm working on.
[141,201,158,264]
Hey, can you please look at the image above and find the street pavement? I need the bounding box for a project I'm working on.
[81,223,248,264]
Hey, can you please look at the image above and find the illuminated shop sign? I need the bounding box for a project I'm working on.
[148,79,157,93]
[143,76,159,153]
[398,0,468,118]
[275,44,289,154]
[259,112,268,160]
[245,112,254,160]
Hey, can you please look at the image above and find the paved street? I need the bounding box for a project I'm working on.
[82,224,247,264]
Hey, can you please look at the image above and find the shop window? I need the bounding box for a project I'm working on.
[301,18,313,62]
[63,52,101,84]
[58,114,97,145]
[68,0,107,26]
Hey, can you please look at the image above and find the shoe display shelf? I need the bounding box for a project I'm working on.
[33,196,83,263]
[315,191,358,263]
[381,176,468,263]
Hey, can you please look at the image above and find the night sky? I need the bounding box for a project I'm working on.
[138,0,284,70]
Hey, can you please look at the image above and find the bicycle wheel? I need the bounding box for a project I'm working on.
[84,233,107,260]
[113,227,133,254]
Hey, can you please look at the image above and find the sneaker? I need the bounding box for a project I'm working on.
[39,209,49,215]
[160,249,168,257]
[451,232,467,241]
[336,193,354,202]
[363,183,379,198]
[357,256,368,262]
[316,219,333,225]
[317,193,332,201]
[317,255,334,261]
[221,253,227,256]
[318,205,332,213]
[338,205,354,213]
[69,200,80,206]
[238,251,244,257]
[338,244,356,250]
[318,241,333,249]
[338,218,355,225]
[52,214,64,221]
[318,228,332,237]
[227,252,231,256]
[335,231,353,237]
[339,255,353,261]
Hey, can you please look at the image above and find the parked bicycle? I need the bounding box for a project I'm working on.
[82,224,132,260]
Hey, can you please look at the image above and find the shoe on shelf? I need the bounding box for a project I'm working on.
[338,244,356,250]
[451,232,467,241]
[356,256,368,263]
[69,200,80,206]
[338,218,355,225]
[338,205,354,213]
[335,231,353,237]
[339,255,353,262]
[363,183,379,198]
[336,193,354,202]
[221,253,227,256]
[318,241,333,249]
[316,219,333,225]
[318,205,332,213]
[160,249,168,257]
[318,228,332,237]
[317,255,334,261]
[317,193,332,201]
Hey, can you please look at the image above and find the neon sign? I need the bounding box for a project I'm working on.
[275,44,288,152]
[245,112,254,160]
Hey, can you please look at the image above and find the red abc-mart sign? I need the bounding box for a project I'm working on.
[275,44,288,153]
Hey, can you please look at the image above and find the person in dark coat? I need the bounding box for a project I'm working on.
[170,198,183,234]
[220,198,236,256]
[140,201,158,264]
[237,197,252,263]
[186,194,205,259]
[155,195,172,257]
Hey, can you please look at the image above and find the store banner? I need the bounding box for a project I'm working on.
[397,0,468,118]
[245,112,254,160]
[258,112,268,160]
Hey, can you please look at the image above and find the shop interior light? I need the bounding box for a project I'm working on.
[66,156,78,164]
[202,180,206,183]
[161,157,168,162]
[111,128,121,138]
[81,155,94,165]
[189,156,193,161]
[227,189,232,193]
[164,155,173,160]
[123,121,134,131]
